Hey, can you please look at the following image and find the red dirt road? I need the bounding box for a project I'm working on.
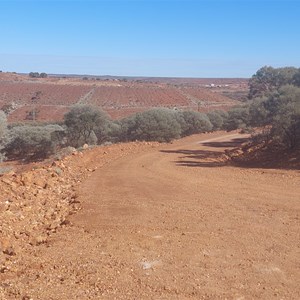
[13,132,300,299]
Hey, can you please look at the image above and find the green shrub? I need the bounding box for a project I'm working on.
[249,66,298,99]
[0,111,7,162]
[3,124,64,160]
[64,105,110,147]
[224,106,250,131]
[123,108,181,142]
[207,111,225,130]
[0,111,7,139]
[247,83,300,149]
[179,110,213,136]
[267,85,300,149]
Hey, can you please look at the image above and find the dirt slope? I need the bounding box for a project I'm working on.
[0,73,242,122]
[1,132,300,299]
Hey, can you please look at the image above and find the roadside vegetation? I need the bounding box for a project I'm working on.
[0,105,221,162]
[227,66,300,150]
[0,111,7,162]
[0,65,299,162]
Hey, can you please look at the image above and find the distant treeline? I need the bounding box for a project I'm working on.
[29,72,48,78]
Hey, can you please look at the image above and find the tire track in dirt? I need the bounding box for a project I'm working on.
[71,132,300,299]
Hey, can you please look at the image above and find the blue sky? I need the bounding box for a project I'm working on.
[0,0,300,77]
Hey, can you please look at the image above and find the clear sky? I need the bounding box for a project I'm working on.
[0,0,300,77]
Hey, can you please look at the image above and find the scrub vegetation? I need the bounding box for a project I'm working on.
[1,66,299,162]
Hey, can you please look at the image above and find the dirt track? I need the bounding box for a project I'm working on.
[11,132,300,299]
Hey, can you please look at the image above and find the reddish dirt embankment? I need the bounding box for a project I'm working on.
[1,132,299,299]
[0,141,159,299]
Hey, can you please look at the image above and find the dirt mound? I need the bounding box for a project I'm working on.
[226,140,300,170]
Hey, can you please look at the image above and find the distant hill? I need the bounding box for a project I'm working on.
[0,72,248,122]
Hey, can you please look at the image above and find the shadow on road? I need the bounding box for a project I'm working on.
[160,137,249,168]
[160,149,227,168]
[201,138,249,148]
[175,159,226,168]
[161,137,300,170]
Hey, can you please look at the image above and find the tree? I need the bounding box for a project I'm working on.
[224,106,250,131]
[64,105,109,147]
[292,69,300,87]
[29,72,48,78]
[249,66,298,99]
[179,110,213,136]
[118,115,139,142]
[266,85,300,149]
[40,72,48,78]
[101,121,122,143]
[247,84,300,149]
[124,108,182,142]
[272,102,300,149]
[207,111,225,130]
[248,97,269,127]
[93,117,116,144]
[29,72,40,78]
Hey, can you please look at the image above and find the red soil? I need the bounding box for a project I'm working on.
[0,73,246,122]
[1,132,299,299]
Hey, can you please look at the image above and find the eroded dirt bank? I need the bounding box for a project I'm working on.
[0,141,160,299]
[1,132,299,299]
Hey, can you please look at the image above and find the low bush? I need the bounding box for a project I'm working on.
[121,108,181,142]
[179,110,213,136]
[224,106,250,131]
[3,124,64,161]
[0,111,7,139]
[207,111,225,131]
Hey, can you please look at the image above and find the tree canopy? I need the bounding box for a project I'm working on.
[64,105,110,147]
[248,66,299,99]
[29,72,48,78]
[123,108,182,142]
